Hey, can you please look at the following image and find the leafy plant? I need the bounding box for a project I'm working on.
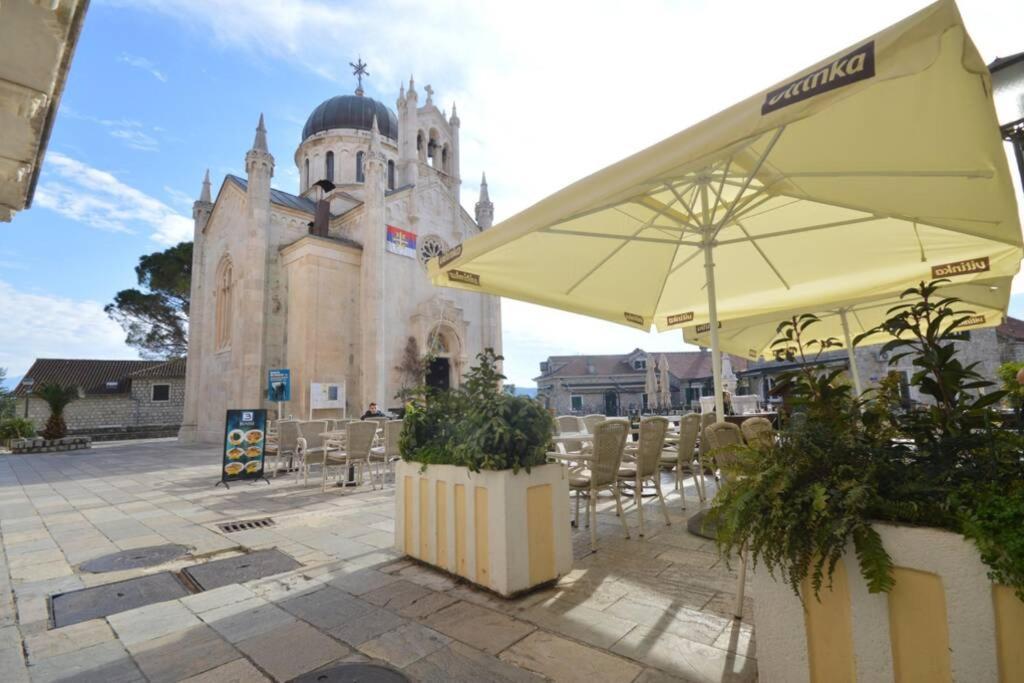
[0,367,15,419]
[399,349,554,472]
[0,417,35,441]
[711,281,1024,601]
[997,361,1024,414]
[32,383,79,439]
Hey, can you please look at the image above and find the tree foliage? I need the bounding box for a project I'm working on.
[105,242,191,359]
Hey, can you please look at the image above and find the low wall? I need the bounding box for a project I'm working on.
[10,436,91,454]
[753,522,1024,682]
[394,461,573,597]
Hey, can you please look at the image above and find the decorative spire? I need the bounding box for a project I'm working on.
[199,169,211,203]
[399,82,405,100]
[252,113,268,152]
[408,75,416,98]
[479,172,490,201]
[350,56,369,96]
[475,172,494,228]
[450,102,459,126]
[368,115,383,157]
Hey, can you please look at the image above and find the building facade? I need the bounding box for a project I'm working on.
[13,358,186,436]
[180,78,501,443]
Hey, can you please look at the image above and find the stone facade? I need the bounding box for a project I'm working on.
[180,79,501,444]
[16,377,184,434]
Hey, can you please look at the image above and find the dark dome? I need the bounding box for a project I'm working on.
[302,95,399,141]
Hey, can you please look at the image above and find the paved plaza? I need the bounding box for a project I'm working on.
[0,440,755,682]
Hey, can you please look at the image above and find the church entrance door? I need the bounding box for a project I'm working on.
[426,357,451,391]
[604,391,619,416]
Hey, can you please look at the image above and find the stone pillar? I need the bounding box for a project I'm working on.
[178,170,213,443]
[399,77,419,187]
[360,117,388,410]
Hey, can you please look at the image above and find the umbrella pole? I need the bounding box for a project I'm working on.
[839,309,864,396]
[703,242,725,423]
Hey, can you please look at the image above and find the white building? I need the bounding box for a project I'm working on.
[180,76,501,444]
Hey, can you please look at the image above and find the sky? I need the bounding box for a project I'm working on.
[2,0,1024,389]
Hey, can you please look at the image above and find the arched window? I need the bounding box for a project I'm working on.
[214,256,233,350]
[304,158,309,190]
[356,151,365,183]
[416,131,426,162]
[325,151,334,183]
[441,145,449,174]
[387,160,395,190]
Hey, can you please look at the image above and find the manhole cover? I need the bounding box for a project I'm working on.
[51,572,190,628]
[687,509,719,540]
[182,549,301,590]
[291,663,410,682]
[80,544,189,573]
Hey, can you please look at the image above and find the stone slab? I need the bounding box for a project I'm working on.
[80,544,189,573]
[499,630,643,683]
[424,601,535,655]
[182,549,301,590]
[292,662,410,682]
[237,620,350,681]
[50,571,190,628]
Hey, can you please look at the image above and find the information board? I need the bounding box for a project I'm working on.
[220,409,267,485]
[310,381,345,412]
[267,368,291,402]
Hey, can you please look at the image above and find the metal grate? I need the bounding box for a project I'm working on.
[217,517,275,533]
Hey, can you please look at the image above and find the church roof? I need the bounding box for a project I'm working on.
[226,175,318,214]
[302,95,399,141]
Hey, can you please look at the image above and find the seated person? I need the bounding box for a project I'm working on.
[361,402,385,420]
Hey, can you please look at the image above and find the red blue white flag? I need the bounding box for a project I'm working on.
[386,225,417,259]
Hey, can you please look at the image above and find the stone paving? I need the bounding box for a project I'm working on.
[0,439,756,682]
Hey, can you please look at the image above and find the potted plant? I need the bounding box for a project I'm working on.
[710,281,1024,682]
[395,349,572,597]
[32,383,80,440]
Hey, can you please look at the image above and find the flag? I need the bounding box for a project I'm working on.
[386,225,417,259]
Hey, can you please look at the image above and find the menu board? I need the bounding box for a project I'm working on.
[221,409,267,483]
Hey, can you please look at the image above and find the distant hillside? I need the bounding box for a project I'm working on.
[513,386,537,398]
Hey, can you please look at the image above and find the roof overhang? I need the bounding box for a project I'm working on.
[0,0,89,222]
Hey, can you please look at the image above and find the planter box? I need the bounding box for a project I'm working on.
[394,461,573,597]
[10,436,91,454]
[753,522,1024,682]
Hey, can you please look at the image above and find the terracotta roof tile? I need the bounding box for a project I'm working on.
[13,359,165,397]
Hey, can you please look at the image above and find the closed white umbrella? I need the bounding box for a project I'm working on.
[644,354,658,411]
[658,354,672,410]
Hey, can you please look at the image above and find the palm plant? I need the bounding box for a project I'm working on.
[32,383,79,439]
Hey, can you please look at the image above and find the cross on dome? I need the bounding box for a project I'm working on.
[350,57,369,96]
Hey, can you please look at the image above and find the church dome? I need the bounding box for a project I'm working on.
[302,95,399,141]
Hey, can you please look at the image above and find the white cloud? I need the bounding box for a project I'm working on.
[61,107,162,152]
[36,153,192,245]
[109,128,160,152]
[113,0,1024,384]
[118,53,168,82]
[0,280,135,377]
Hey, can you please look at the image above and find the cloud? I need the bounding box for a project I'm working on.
[109,128,160,152]
[36,153,192,245]
[0,280,135,377]
[118,53,168,82]
[61,107,162,152]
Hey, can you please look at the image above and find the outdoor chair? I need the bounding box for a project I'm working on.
[581,414,606,434]
[702,422,745,489]
[268,419,300,478]
[567,418,631,551]
[698,412,717,461]
[555,415,584,455]
[740,416,775,448]
[661,412,705,506]
[368,419,402,489]
[323,420,377,492]
[732,394,760,415]
[294,420,331,486]
[619,416,671,536]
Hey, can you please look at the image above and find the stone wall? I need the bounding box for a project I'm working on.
[17,378,184,434]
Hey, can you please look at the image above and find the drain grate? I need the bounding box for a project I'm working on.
[217,517,275,533]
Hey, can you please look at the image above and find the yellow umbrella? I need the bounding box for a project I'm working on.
[682,276,1014,395]
[431,0,1022,422]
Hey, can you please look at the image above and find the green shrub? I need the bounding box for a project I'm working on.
[711,280,1024,600]
[399,349,554,472]
[0,417,35,440]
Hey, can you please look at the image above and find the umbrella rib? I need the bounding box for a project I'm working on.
[715,215,879,245]
[782,169,993,179]
[710,126,786,241]
[911,222,927,262]
[734,218,790,289]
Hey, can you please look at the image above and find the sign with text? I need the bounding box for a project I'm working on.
[221,409,267,483]
[311,381,345,411]
[267,368,291,402]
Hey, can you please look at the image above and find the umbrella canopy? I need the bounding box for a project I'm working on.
[431,0,1022,421]
[644,354,659,410]
[658,354,672,409]
[682,276,1014,394]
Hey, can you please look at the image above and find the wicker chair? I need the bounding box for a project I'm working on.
[702,421,745,488]
[368,419,402,489]
[740,416,774,448]
[323,420,378,492]
[295,420,330,486]
[556,415,584,454]
[568,418,631,550]
[660,412,705,506]
[268,420,300,478]
[618,416,671,536]
[581,414,606,434]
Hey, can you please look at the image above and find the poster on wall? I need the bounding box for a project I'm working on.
[218,409,268,487]
[267,368,291,402]
[310,381,345,417]
[385,225,417,259]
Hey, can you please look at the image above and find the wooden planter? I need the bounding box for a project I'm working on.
[394,461,573,597]
[753,522,1024,682]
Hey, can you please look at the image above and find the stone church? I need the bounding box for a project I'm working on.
[179,75,502,444]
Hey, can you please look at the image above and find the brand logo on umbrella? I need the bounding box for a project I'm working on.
[624,312,645,326]
[962,314,986,327]
[762,41,875,115]
[439,244,462,267]
[667,312,695,325]
[931,257,990,278]
[447,269,480,286]
[695,321,723,334]
[749,349,759,359]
